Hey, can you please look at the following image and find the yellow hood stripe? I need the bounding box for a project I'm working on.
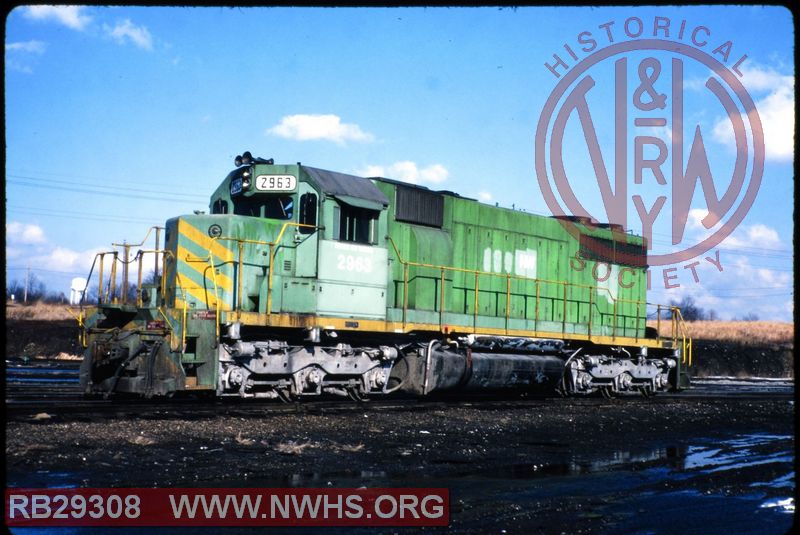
[179,220,234,263]
[177,244,234,293]
[175,285,230,311]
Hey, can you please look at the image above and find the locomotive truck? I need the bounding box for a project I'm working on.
[76,151,692,400]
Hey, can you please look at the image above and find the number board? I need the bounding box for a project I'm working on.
[255,174,296,192]
[230,177,243,195]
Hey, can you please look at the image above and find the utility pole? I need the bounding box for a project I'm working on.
[24,266,30,303]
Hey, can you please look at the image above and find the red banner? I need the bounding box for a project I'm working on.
[5,488,449,527]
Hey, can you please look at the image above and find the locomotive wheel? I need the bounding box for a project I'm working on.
[276,388,294,403]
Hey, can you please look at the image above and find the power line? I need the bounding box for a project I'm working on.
[8,173,208,200]
[7,266,88,276]
[7,179,209,204]
[9,168,211,191]
[7,206,161,225]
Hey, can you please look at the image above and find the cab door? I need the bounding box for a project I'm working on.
[316,199,388,320]
[279,182,319,313]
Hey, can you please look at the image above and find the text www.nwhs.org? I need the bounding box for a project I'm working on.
[5,488,450,526]
[170,492,446,521]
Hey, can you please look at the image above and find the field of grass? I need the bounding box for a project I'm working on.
[647,319,794,378]
[6,301,78,321]
[648,320,794,346]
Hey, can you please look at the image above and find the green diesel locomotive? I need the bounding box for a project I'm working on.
[77,151,692,400]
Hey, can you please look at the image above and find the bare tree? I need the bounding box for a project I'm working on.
[669,296,717,321]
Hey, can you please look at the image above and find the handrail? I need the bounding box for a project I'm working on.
[110,226,163,304]
[112,226,164,249]
[670,306,693,366]
[385,236,688,352]
[65,306,87,347]
[184,222,319,318]
[77,247,187,352]
[183,246,222,341]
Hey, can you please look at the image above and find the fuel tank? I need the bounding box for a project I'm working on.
[391,342,566,396]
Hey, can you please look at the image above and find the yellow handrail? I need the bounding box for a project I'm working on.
[183,222,318,319]
[385,236,688,350]
[670,306,693,366]
[65,306,87,347]
[112,226,164,249]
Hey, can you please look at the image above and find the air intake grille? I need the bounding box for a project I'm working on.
[395,186,444,228]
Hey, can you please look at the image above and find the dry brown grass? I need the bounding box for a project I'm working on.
[6,301,77,321]
[648,320,794,346]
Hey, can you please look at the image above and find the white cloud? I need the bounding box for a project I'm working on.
[655,253,793,321]
[723,223,782,250]
[477,191,493,202]
[360,165,386,177]
[639,125,672,143]
[267,114,374,145]
[685,208,710,231]
[6,222,47,245]
[23,244,157,280]
[46,247,82,270]
[103,19,154,51]
[5,40,47,73]
[711,64,794,162]
[22,5,91,31]
[361,161,449,185]
[6,246,24,261]
[738,65,794,93]
[662,217,793,320]
[688,216,786,253]
[7,63,33,74]
[5,40,47,54]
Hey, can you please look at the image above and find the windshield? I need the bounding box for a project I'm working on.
[233,195,294,220]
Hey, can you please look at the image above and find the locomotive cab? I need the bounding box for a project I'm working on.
[177,152,393,319]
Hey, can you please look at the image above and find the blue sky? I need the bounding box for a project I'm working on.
[5,5,794,321]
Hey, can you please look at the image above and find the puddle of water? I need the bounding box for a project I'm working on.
[680,434,794,485]
[7,470,82,489]
[751,472,795,489]
[760,497,795,513]
[6,377,80,383]
[6,432,794,535]
[467,444,686,482]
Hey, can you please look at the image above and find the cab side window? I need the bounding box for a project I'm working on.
[298,193,317,234]
[335,204,377,244]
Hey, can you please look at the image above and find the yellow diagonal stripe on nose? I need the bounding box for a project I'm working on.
[179,220,234,263]
[175,285,230,312]
[176,220,235,299]
[177,244,234,294]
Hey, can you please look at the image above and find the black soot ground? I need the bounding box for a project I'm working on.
[6,396,795,534]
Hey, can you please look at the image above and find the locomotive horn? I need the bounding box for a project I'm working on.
[234,155,243,167]
[242,151,253,165]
